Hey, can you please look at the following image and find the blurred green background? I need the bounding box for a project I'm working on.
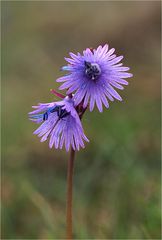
[1,1,161,239]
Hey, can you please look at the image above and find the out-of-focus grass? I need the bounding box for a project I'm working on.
[2,1,161,239]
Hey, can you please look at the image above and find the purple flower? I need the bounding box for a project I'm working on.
[57,44,133,112]
[28,96,89,151]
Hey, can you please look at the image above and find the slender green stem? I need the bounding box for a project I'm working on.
[66,148,75,239]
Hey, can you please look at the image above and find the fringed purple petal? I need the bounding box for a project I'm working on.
[29,96,89,151]
[57,44,132,111]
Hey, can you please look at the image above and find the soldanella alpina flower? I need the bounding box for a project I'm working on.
[57,44,133,112]
[29,44,133,239]
[29,96,89,151]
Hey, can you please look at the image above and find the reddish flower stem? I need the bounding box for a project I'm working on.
[66,103,87,239]
[66,148,75,239]
[50,89,65,99]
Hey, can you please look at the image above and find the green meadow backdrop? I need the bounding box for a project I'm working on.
[2,1,161,239]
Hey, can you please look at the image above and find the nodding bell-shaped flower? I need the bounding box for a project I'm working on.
[29,96,89,151]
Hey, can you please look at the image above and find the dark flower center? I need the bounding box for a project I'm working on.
[84,61,101,80]
[43,105,70,121]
